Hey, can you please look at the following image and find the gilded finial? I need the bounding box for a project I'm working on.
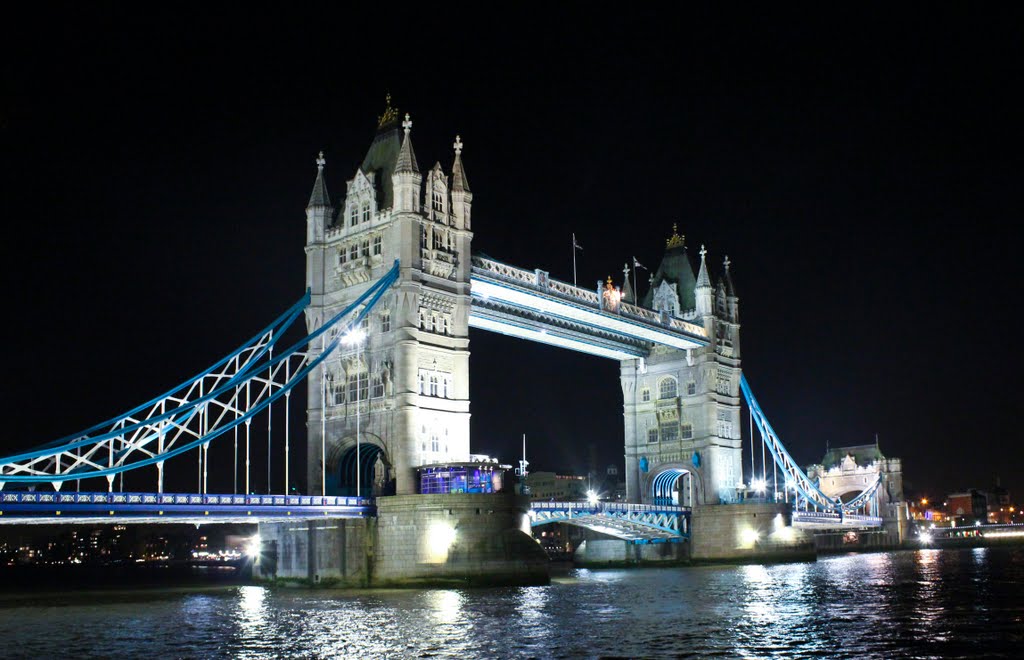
[606,275,614,288]
[454,135,463,155]
[402,113,412,136]
[377,93,399,129]
[666,223,686,249]
[699,244,707,260]
[316,151,326,171]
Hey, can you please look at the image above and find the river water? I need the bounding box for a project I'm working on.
[1,547,1021,658]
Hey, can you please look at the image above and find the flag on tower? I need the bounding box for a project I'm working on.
[573,233,583,251]
[633,257,647,270]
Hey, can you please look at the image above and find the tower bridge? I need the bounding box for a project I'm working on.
[0,98,903,582]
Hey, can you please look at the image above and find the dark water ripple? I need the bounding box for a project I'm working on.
[1,547,1022,659]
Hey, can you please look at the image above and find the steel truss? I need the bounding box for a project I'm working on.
[529,501,689,542]
[0,261,400,492]
[741,374,881,517]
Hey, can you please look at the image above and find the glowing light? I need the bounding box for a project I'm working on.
[740,528,760,547]
[343,327,367,345]
[586,490,599,506]
[983,530,1024,538]
[752,479,767,494]
[918,531,933,544]
[425,521,457,563]
[245,535,261,559]
[921,498,928,506]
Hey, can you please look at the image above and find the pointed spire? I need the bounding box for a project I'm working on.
[452,135,470,192]
[622,263,635,304]
[394,113,419,174]
[696,244,712,288]
[307,151,331,208]
[723,255,737,296]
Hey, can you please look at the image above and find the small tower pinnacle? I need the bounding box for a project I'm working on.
[394,113,419,175]
[696,244,712,288]
[452,135,470,192]
[307,150,331,209]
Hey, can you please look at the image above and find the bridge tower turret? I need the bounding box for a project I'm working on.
[304,97,473,497]
[622,227,743,506]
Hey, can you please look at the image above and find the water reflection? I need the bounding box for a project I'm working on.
[1,549,1022,658]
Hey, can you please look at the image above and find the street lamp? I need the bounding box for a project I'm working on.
[343,326,367,498]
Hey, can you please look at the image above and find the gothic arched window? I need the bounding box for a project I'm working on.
[659,377,678,400]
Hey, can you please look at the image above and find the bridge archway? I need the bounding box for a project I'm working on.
[646,466,701,507]
[328,435,388,498]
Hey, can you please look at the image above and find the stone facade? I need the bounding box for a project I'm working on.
[305,99,473,496]
[690,503,815,562]
[255,493,549,587]
[622,232,743,505]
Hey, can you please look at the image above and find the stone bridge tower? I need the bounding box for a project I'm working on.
[621,227,743,505]
[304,97,473,496]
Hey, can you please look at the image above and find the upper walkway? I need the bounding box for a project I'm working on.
[469,256,708,360]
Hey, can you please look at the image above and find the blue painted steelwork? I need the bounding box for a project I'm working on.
[0,261,400,486]
[0,490,374,524]
[651,469,689,506]
[741,374,881,518]
[529,501,690,542]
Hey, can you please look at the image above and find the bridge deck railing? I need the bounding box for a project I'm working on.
[530,500,690,514]
[1,491,372,508]
[471,257,707,339]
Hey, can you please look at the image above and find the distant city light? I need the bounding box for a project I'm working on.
[246,535,261,559]
[918,531,933,544]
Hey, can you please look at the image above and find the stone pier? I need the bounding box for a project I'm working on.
[690,503,815,563]
[255,492,549,587]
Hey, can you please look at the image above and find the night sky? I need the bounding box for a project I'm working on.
[3,7,1021,499]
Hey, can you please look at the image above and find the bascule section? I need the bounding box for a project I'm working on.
[304,97,474,497]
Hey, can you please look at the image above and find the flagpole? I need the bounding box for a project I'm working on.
[572,233,578,287]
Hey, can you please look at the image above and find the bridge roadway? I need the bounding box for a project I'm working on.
[0,491,374,525]
[0,492,692,542]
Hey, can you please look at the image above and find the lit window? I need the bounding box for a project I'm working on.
[372,235,382,255]
[659,378,677,399]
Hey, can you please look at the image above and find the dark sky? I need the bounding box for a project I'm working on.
[2,6,1021,499]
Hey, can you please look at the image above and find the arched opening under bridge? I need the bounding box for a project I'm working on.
[333,442,388,498]
[649,467,696,507]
